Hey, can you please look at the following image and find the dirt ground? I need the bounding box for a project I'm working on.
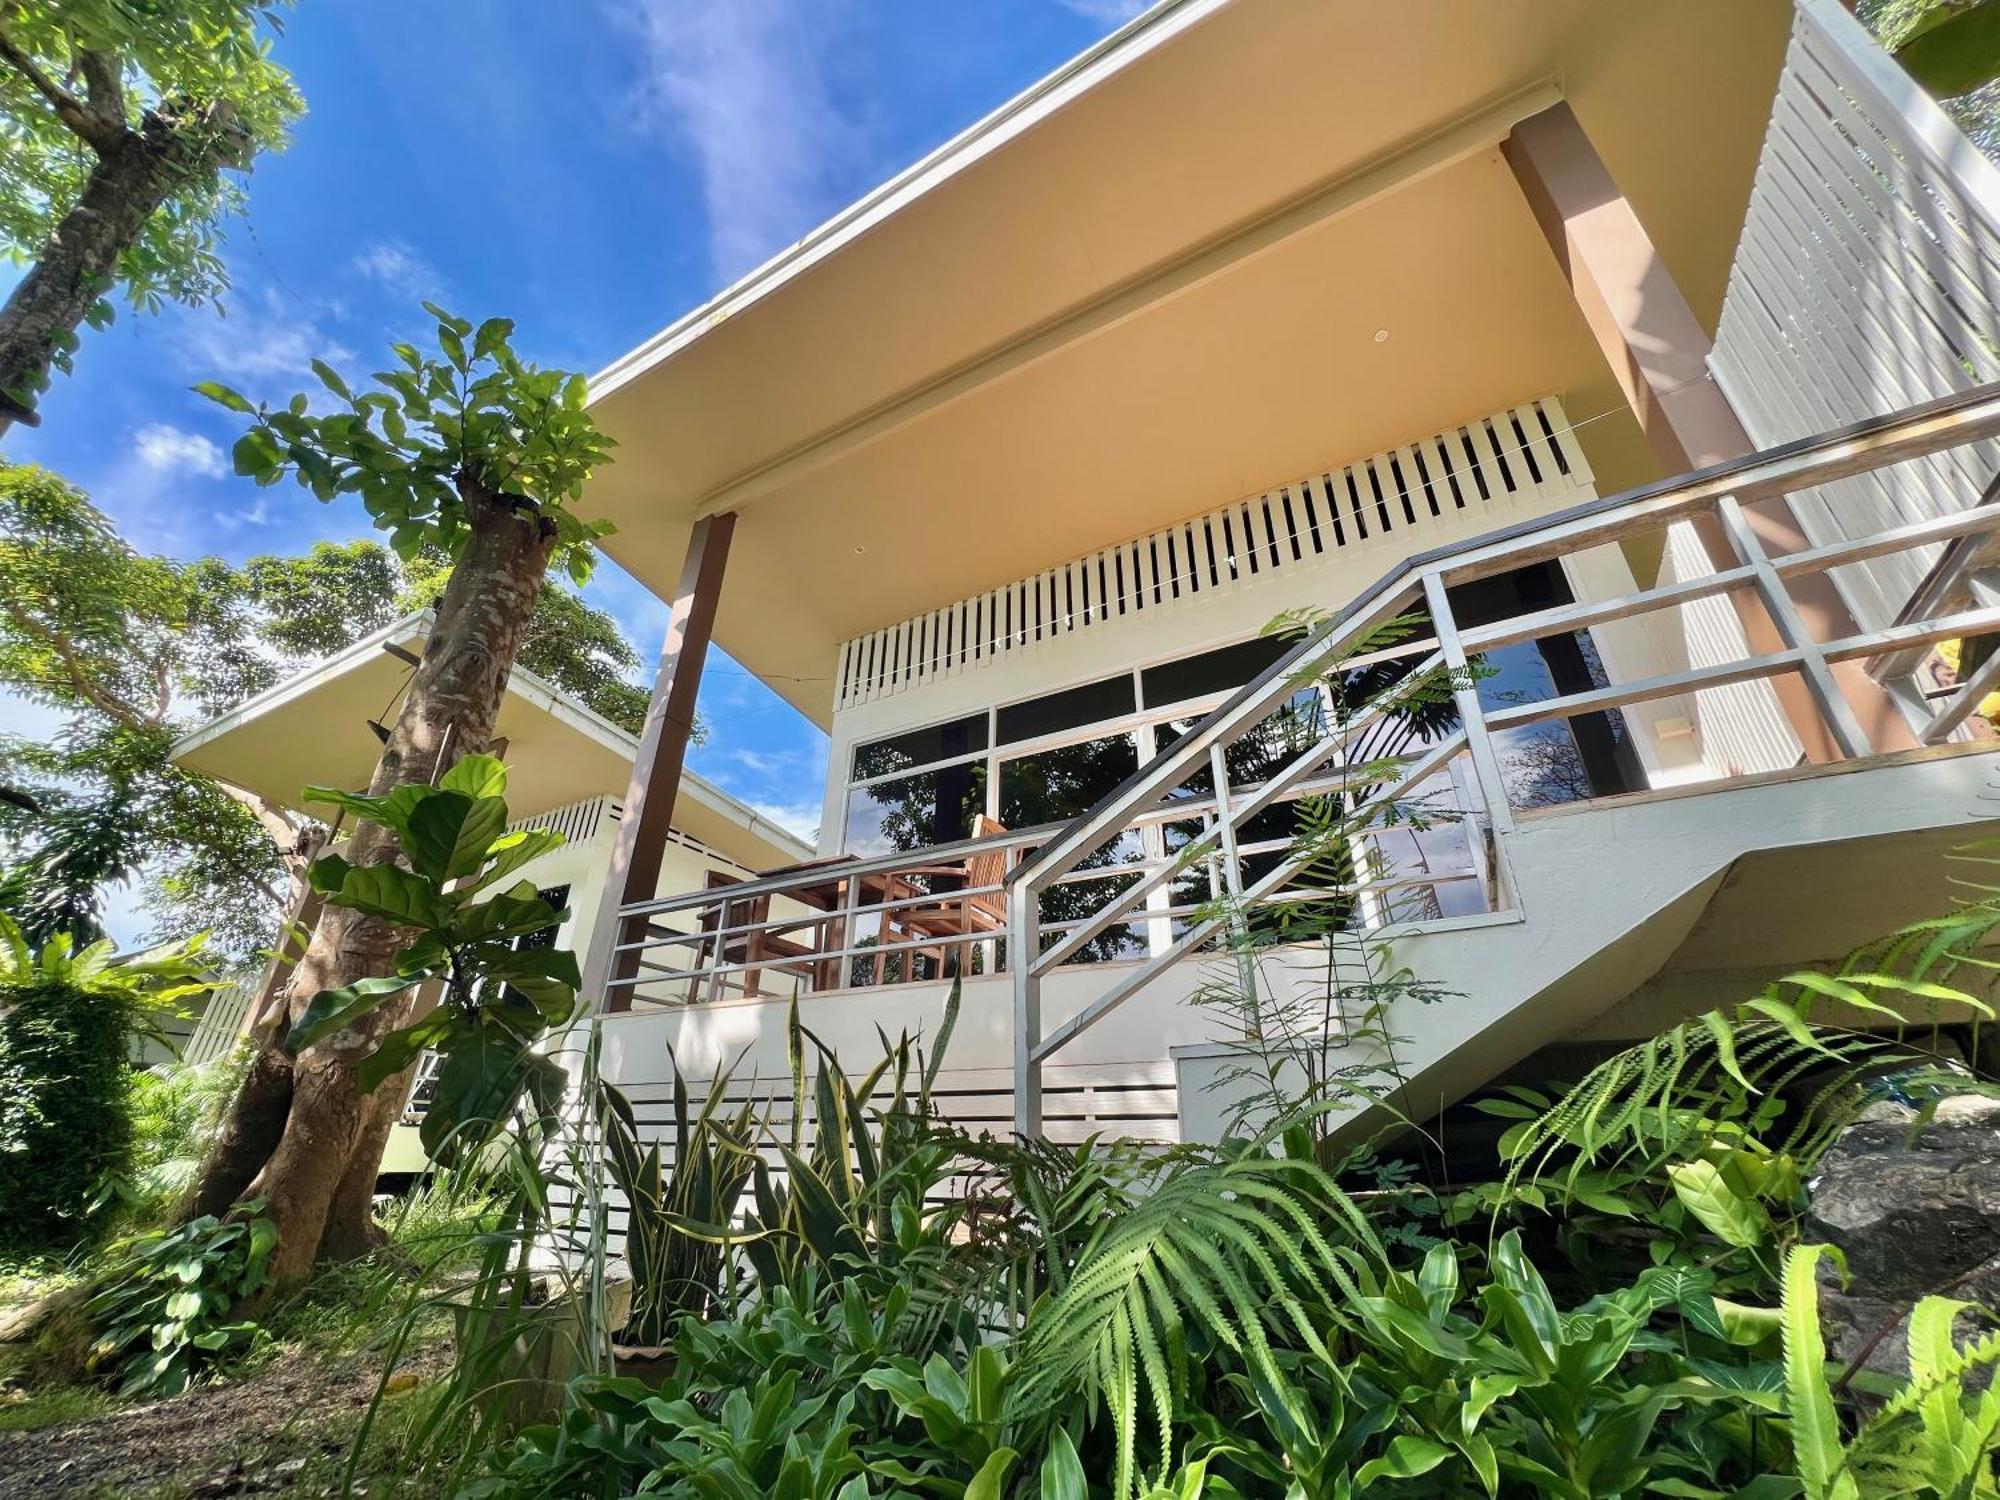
[0,1343,449,1500]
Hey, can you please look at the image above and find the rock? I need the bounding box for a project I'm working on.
[1805,1093,2000,1382]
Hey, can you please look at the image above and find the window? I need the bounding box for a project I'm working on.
[998,733,1140,829]
[844,761,987,856]
[852,714,987,781]
[1448,561,1643,806]
[998,674,1135,744]
[1140,634,1291,709]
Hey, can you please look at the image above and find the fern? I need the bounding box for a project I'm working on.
[1009,1153,1383,1500]
[1783,1243,1862,1500]
[1849,1300,2000,1497]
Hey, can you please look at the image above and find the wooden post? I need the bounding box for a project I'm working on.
[241,888,325,1042]
[583,512,735,1012]
[1503,101,1916,761]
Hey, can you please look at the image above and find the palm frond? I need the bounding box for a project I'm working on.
[1009,1153,1383,1499]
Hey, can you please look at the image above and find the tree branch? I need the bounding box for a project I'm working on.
[215,781,308,865]
[1,601,147,726]
[76,48,125,141]
[0,25,121,150]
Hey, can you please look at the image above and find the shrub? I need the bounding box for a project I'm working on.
[0,977,137,1257]
[106,1051,246,1230]
[86,1203,276,1396]
[0,917,215,1258]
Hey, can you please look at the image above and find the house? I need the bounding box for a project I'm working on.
[567,0,2000,1145]
[168,610,814,1161]
[328,3,2000,1146]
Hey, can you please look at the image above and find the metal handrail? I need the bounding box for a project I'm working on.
[1008,380,2000,1136]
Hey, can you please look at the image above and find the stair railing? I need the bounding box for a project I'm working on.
[1007,381,2000,1137]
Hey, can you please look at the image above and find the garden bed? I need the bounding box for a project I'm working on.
[0,1338,449,1499]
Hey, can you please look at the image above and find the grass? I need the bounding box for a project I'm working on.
[0,1178,500,1500]
[0,1381,115,1434]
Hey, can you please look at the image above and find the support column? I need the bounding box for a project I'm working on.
[583,512,735,1013]
[1503,101,1915,759]
[242,888,325,1042]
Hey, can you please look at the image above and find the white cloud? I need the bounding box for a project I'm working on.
[177,287,355,394]
[133,423,225,479]
[1053,0,1149,21]
[749,799,822,842]
[612,0,866,283]
[350,240,447,304]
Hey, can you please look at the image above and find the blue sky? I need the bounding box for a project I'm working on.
[2,0,1140,922]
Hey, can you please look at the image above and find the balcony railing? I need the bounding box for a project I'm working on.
[604,735,1489,1009]
[605,386,2000,1139]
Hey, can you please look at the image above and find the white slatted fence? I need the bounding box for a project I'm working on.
[1713,0,2000,630]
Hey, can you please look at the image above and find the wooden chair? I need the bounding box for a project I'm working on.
[875,816,1010,983]
[690,870,822,1001]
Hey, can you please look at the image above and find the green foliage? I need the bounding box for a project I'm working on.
[0,1,301,390]
[85,1201,275,1397]
[721,993,966,1313]
[198,303,616,584]
[0,465,663,957]
[97,1051,246,1229]
[290,755,576,1163]
[437,867,2000,1500]
[1864,0,2000,95]
[1860,0,2000,151]
[599,1059,765,1345]
[0,917,216,1256]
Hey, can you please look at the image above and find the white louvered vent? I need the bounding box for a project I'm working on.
[834,397,1594,710]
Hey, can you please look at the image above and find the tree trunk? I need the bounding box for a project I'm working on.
[0,112,204,433]
[318,981,443,1264]
[186,485,557,1291]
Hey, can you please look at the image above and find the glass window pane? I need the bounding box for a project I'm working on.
[997,675,1136,744]
[1140,634,1293,708]
[998,733,1140,833]
[844,761,987,856]
[852,714,988,780]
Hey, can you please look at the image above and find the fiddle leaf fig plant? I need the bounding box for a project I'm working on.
[285,754,577,1161]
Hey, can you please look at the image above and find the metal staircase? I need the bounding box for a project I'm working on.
[1004,383,2000,1137]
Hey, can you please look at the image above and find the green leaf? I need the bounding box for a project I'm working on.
[356,1013,456,1092]
[422,1034,566,1163]
[964,1448,1018,1500]
[1782,1244,1859,1500]
[306,852,354,896]
[473,317,515,360]
[311,359,351,401]
[404,788,508,885]
[231,428,283,479]
[288,974,420,1054]
[452,884,565,944]
[1040,1428,1087,1500]
[440,754,508,799]
[469,828,565,893]
[301,783,432,839]
[1895,0,2000,95]
[1667,1159,1771,1250]
[193,380,255,414]
[479,945,580,1022]
[323,864,450,929]
[1356,1436,1453,1486]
